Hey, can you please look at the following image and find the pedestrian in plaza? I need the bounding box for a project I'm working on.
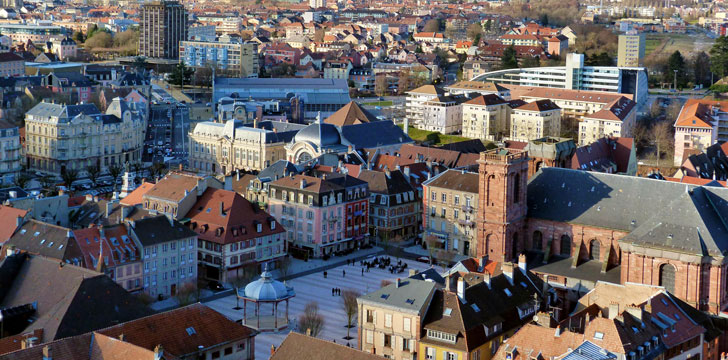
[343,269,346,277]
[324,271,327,278]
[332,288,335,296]
[361,268,364,276]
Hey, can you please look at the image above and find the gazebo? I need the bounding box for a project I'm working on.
[237,267,295,332]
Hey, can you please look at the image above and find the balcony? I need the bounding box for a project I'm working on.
[458,219,475,227]
[461,205,474,213]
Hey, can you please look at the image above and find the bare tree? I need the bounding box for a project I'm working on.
[86,165,100,187]
[375,75,388,97]
[175,282,199,306]
[436,249,456,268]
[425,235,439,265]
[649,121,675,166]
[277,256,292,280]
[108,163,122,190]
[341,289,360,340]
[423,19,441,32]
[299,302,324,337]
[61,168,79,191]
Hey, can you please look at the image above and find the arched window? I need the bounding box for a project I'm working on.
[560,235,571,257]
[659,264,676,294]
[535,161,543,172]
[511,232,519,261]
[486,175,494,206]
[532,231,542,251]
[513,173,521,204]
[589,239,600,261]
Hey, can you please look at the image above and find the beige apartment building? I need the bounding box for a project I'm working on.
[518,87,628,122]
[578,97,636,145]
[461,94,510,141]
[422,169,479,256]
[188,120,289,174]
[357,278,437,360]
[25,99,145,176]
[617,32,645,67]
[510,100,562,142]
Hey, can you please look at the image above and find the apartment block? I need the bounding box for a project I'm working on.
[139,0,187,59]
[617,32,645,67]
[461,94,510,142]
[510,99,561,142]
[180,36,259,78]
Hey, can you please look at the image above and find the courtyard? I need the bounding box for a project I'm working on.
[205,256,436,360]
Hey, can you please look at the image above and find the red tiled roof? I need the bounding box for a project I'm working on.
[187,188,284,245]
[674,99,728,128]
[120,182,154,206]
[0,206,27,242]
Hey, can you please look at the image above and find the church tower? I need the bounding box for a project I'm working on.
[477,149,528,263]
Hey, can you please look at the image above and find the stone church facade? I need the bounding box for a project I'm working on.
[476,148,728,314]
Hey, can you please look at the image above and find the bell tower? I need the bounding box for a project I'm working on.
[477,149,528,263]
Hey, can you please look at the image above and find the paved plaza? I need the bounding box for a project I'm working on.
[205,256,436,360]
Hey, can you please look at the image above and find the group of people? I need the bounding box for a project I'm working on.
[331,287,343,296]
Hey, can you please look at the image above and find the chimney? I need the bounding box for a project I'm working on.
[625,306,642,322]
[22,336,38,349]
[518,254,527,272]
[408,269,416,276]
[42,345,52,360]
[608,302,619,320]
[121,206,132,219]
[236,170,241,181]
[106,201,113,217]
[15,215,22,228]
[554,325,561,337]
[66,230,73,239]
[220,201,225,216]
[306,328,312,336]
[99,226,105,240]
[478,255,487,271]
[300,179,306,189]
[6,245,16,257]
[403,166,410,180]
[153,345,163,360]
[502,262,514,284]
[457,277,465,302]
[385,169,391,179]
[396,278,401,288]
[119,334,125,341]
[85,194,93,201]
[445,275,451,291]
[58,189,64,196]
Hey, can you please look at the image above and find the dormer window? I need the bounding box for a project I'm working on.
[271,221,276,230]
[257,223,262,232]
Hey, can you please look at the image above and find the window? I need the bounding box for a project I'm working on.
[366,330,373,344]
[431,191,436,201]
[560,234,571,256]
[366,310,374,323]
[224,347,233,355]
[659,263,676,294]
[446,353,457,360]
[384,334,392,348]
[403,317,411,332]
[211,351,220,359]
[441,193,447,202]
[385,313,392,327]
[454,195,459,205]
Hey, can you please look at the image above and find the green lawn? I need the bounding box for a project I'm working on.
[399,125,471,145]
[644,38,663,56]
[366,100,394,107]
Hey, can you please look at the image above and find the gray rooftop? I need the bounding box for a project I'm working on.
[528,168,728,259]
[358,278,436,313]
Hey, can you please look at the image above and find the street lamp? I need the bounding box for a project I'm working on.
[674,69,678,92]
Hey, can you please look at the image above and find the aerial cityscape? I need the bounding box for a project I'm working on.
[0,0,726,358]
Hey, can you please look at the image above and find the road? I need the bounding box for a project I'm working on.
[145,104,191,164]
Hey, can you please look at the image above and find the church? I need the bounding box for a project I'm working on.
[474,148,728,314]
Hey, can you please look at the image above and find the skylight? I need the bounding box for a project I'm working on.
[186,327,196,336]
[443,308,452,316]
[504,288,512,297]
[471,304,480,312]
[594,331,604,340]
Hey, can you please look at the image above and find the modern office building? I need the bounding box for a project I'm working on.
[212,78,351,119]
[617,32,645,68]
[0,23,64,43]
[180,36,259,78]
[471,53,648,106]
[139,0,187,59]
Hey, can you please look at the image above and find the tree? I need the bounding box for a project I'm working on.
[86,165,100,187]
[540,13,549,26]
[423,19,441,32]
[374,75,388,97]
[169,63,194,87]
[314,28,326,43]
[691,51,712,88]
[39,175,55,192]
[710,36,728,80]
[484,19,492,33]
[585,52,613,66]
[649,121,674,166]
[13,173,30,189]
[230,270,254,309]
[108,163,122,191]
[521,56,540,68]
[424,235,439,265]
[148,162,167,182]
[500,45,518,70]
[72,31,85,43]
[298,302,324,337]
[175,283,199,306]
[192,66,213,88]
[278,256,292,280]
[113,29,138,48]
[466,23,482,41]
[61,168,79,190]
[341,289,360,340]
[398,69,412,95]
[133,56,147,73]
[665,50,686,89]
[84,31,113,50]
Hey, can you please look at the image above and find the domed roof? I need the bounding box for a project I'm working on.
[239,268,295,301]
[294,113,341,149]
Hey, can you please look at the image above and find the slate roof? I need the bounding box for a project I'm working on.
[421,266,546,352]
[130,215,197,247]
[0,332,159,360]
[527,168,728,258]
[395,144,479,169]
[356,169,415,195]
[0,254,153,340]
[340,120,413,149]
[2,220,77,263]
[515,99,560,112]
[143,173,201,202]
[358,277,436,313]
[26,102,100,121]
[257,160,299,182]
[463,94,507,106]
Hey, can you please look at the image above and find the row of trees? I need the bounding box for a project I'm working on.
[647,50,712,89]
